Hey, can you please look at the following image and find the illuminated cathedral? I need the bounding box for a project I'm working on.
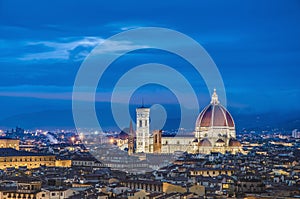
[127,89,243,155]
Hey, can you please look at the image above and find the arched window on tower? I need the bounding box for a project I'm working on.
[139,120,142,127]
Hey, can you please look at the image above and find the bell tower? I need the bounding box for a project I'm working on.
[136,106,150,153]
[128,120,135,155]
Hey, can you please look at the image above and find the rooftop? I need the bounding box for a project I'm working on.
[0,148,54,157]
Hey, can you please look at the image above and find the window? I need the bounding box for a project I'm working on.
[52,193,56,196]
[139,120,142,127]
[42,194,45,197]
[145,120,147,126]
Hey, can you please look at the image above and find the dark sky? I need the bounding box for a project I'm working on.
[0,0,299,130]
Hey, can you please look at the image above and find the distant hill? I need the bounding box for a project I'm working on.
[0,110,75,129]
[233,111,300,131]
[0,109,298,132]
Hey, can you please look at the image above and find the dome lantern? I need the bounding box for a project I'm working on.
[210,88,219,105]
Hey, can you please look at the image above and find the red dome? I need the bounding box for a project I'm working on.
[196,90,234,128]
[229,138,241,147]
[199,139,212,147]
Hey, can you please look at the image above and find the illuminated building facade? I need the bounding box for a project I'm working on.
[0,148,56,169]
[194,89,243,154]
[127,89,243,155]
[0,138,20,150]
[136,107,150,153]
[0,137,72,169]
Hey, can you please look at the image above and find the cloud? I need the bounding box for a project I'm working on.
[120,26,142,31]
[0,85,72,100]
[0,85,120,102]
[1,36,150,62]
[92,40,149,55]
[18,37,103,61]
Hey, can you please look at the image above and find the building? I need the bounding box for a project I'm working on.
[194,89,242,154]
[121,180,205,197]
[0,177,42,199]
[0,137,73,169]
[72,156,102,167]
[0,148,56,169]
[121,179,163,192]
[0,177,77,199]
[0,138,20,150]
[292,129,300,138]
[237,178,265,194]
[127,190,149,199]
[190,167,235,177]
[36,188,76,199]
[128,121,135,155]
[129,89,243,155]
[136,106,150,153]
[55,159,72,167]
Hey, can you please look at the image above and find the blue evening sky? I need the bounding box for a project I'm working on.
[0,0,299,130]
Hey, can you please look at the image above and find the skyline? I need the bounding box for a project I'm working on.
[0,0,299,130]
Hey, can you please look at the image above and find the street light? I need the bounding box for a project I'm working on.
[71,137,75,145]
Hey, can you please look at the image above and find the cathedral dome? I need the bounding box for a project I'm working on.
[229,138,241,147]
[199,138,212,147]
[196,89,234,128]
